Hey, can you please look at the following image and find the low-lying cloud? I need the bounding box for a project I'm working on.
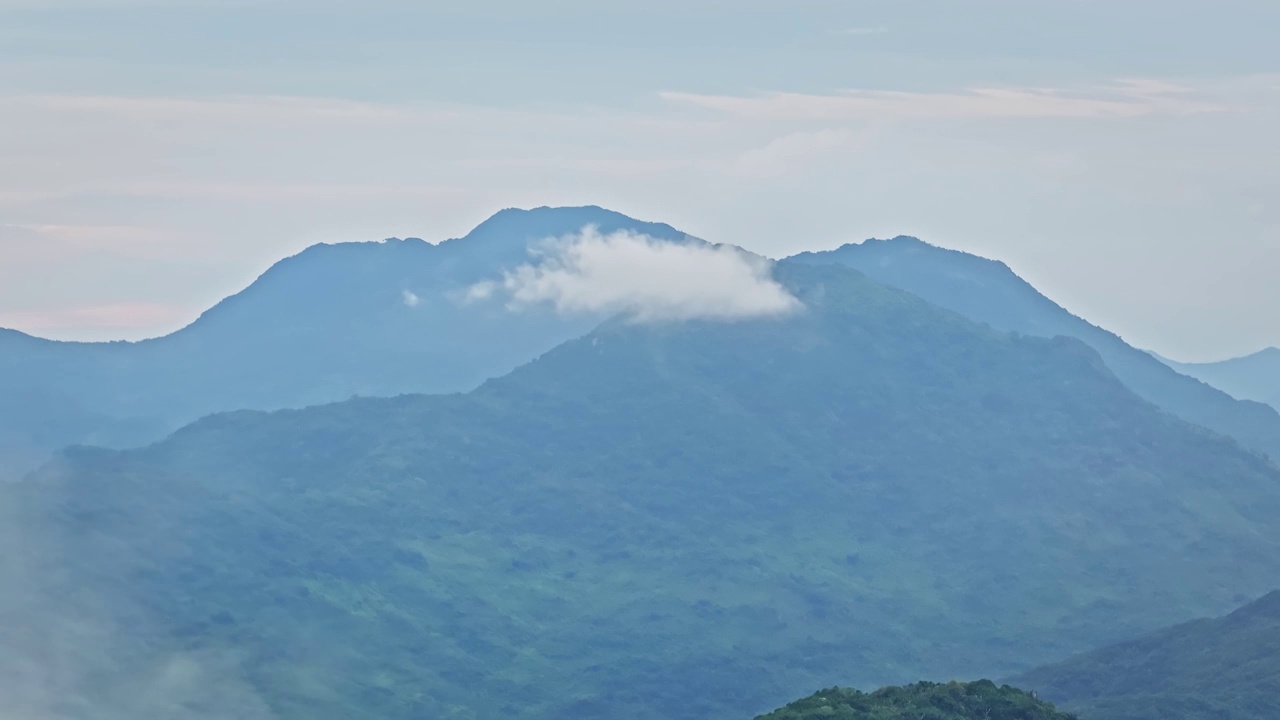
[0,482,277,720]
[467,227,801,322]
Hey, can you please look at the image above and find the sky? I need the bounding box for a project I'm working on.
[0,0,1277,361]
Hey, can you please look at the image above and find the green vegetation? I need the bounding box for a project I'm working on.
[1012,591,1280,720]
[758,681,1075,720]
[789,237,1280,461]
[12,261,1280,720]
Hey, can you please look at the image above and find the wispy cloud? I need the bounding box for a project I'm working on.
[467,227,801,323]
[661,81,1232,121]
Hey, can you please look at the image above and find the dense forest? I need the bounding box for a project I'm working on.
[756,681,1076,720]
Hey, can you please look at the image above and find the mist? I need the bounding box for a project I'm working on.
[0,469,276,720]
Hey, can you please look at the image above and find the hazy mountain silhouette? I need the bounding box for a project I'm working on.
[787,237,1280,462]
[0,206,689,479]
[1013,591,1280,720]
[1159,347,1280,413]
[11,261,1280,720]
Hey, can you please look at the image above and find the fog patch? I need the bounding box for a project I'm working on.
[0,471,276,720]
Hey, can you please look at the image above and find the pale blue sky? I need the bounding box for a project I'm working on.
[1,0,1277,360]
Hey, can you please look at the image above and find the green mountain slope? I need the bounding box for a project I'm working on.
[10,262,1280,720]
[0,206,686,479]
[757,681,1076,720]
[1011,591,1280,720]
[787,238,1280,462]
[1160,347,1280,413]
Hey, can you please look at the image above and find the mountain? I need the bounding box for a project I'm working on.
[0,206,689,479]
[787,237,1280,462]
[1012,591,1280,720]
[1159,348,1280,413]
[756,681,1076,720]
[10,261,1280,720]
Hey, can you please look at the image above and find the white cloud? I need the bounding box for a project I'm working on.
[401,289,421,307]
[464,281,496,302]
[469,227,801,322]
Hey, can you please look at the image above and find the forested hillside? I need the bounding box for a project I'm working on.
[1013,591,1280,720]
[10,262,1280,720]
[788,238,1280,461]
[756,681,1076,720]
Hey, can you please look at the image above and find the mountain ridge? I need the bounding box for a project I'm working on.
[786,237,1280,462]
[0,205,687,479]
[1159,347,1280,413]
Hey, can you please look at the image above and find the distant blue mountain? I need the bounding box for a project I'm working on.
[1159,348,1280,413]
[6,216,1274,481]
[787,237,1280,461]
[0,206,690,479]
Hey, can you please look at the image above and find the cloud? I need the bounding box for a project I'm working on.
[468,227,801,322]
[401,289,421,307]
[660,81,1231,121]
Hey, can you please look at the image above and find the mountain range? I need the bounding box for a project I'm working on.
[4,209,1276,484]
[1158,347,1280,414]
[4,206,1280,720]
[8,250,1280,719]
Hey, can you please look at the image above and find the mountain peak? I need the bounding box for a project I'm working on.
[449,205,688,252]
[805,236,1014,275]
[868,234,931,246]
[786,233,1280,460]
